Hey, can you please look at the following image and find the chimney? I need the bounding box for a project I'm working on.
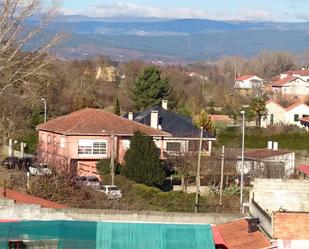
[162,100,168,110]
[273,142,278,151]
[150,110,159,129]
[267,141,273,150]
[128,112,133,120]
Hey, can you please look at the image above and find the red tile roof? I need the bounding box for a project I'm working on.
[0,188,66,208]
[210,115,234,124]
[284,100,307,111]
[272,75,296,87]
[285,70,309,76]
[297,165,309,176]
[37,108,171,137]
[216,219,271,249]
[212,226,228,249]
[235,75,255,81]
[300,116,309,124]
[266,99,308,111]
[243,149,292,159]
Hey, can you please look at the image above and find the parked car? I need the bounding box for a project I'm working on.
[76,176,101,189]
[18,157,33,171]
[99,185,122,200]
[1,157,20,169]
[29,163,52,176]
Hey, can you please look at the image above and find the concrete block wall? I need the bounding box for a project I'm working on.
[0,198,243,224]
[273,212,309,240]
[251,178,309,212]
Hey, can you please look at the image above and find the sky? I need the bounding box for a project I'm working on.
[59,0,309,22]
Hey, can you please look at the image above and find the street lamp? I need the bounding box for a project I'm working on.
[240,110,245,212]
[41,97,47,123]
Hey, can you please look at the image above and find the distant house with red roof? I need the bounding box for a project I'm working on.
[261,99,309,128]
[234,75,264,95]
[237,141,295,178]
[36,108,170,177]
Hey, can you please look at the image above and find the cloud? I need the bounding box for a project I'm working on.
[236,8,274,21]
[60,2,275,21]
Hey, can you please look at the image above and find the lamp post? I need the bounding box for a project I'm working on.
[41,97,47,123]
[240,110,245,212]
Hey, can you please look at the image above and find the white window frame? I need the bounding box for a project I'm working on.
[78,140,108,156]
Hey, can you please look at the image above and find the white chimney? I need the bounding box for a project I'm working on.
[128,112,133,120]
[273,142,278,151]
[267,141,273,150]
[162,100,168,110]
[150,110,159,129]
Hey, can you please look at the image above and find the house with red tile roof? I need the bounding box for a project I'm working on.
[236,142,295,178]
[272,75,309,97]
[261,100,309,128]
[234,75,264,95]
[36,108,171,177]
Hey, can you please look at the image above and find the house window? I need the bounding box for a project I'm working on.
[294,114,299,122]
[60,137,65,149]
[270,114,274,125]
[303,114,309,118]
[47,135,51,144]
[123,140,130,150]
[166,142,181,152]
[78,140,107,155]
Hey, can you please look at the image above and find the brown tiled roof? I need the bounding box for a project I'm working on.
[285,70,309,76]
[272,75,296,87]
[243,149,291,159]
[216,219,271,249]
[0,188,66,208]
[210,115,233,123]
[37,108,170,137]
[300,116,309,124]
[235,75,255,81]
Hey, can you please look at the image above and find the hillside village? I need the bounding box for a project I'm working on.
[0,1,309,249]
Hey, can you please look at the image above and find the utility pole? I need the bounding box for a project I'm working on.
[240,111,246,212]
[219,145,225,206]
[195,127,203,213]
[110,135,115,186]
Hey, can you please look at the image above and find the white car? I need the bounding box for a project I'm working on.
[29,164,52,176]
[99,185,122,199]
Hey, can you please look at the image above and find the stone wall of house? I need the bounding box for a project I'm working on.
[273,212,309,240]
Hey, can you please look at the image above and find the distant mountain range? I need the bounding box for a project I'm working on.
[29,16,309,62]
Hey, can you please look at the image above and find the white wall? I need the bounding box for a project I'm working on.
[235,76,263,89]
[285,104,309,127]
[281,78,309,95]
[262,102,309,128]
[261,102,286,128]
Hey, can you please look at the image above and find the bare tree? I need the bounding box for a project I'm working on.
[0,0,63,96]
[0,0,64,143]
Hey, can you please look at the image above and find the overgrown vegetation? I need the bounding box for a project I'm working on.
[217,126,309,151]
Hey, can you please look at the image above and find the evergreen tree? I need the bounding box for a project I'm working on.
[113,97,121,116]
[123,131,165,186]
[132,66,170,110]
